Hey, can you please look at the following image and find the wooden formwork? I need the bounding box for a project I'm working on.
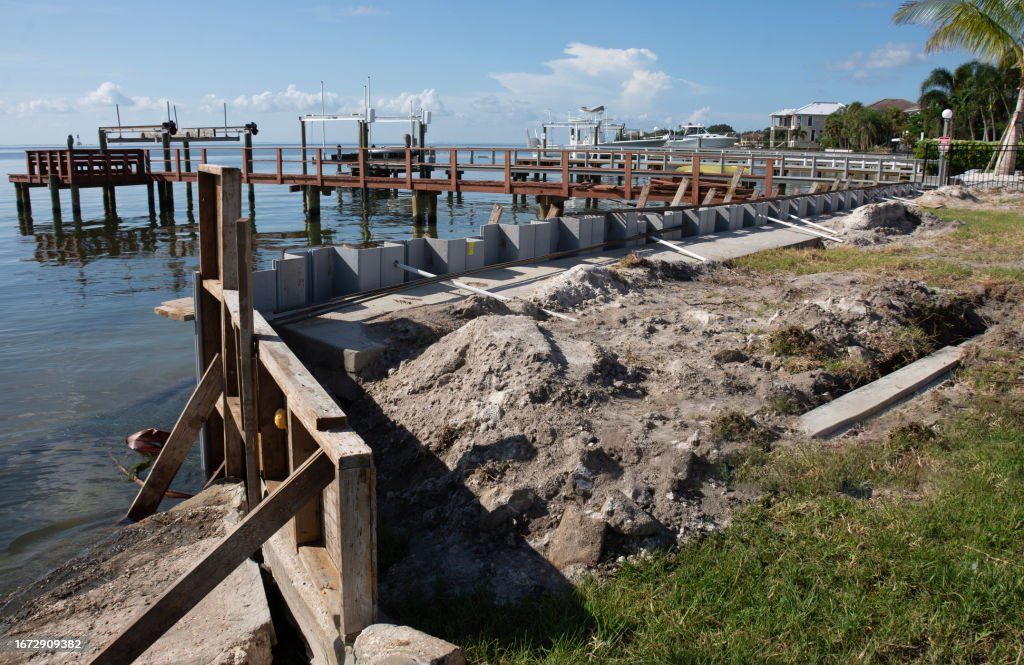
[89,165,376,665]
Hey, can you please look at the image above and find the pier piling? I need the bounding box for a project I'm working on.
[183,140,194,215]
[147,181,157,218]
[48,175,62,220]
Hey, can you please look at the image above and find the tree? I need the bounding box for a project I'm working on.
[894,0,1024,174]
[706,123,736,135]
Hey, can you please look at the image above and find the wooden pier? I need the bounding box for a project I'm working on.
[9,144,920,225]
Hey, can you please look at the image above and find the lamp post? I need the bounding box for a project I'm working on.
[938,108,953,185]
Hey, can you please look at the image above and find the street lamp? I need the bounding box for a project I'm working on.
[938,108,953,185]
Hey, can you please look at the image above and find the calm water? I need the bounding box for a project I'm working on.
[0,145,552,598]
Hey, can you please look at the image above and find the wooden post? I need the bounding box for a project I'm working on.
[336,463,377,640]
[764,158,774,199]
[98,129,112,216]
[162,133,175,216]
[235,219,260,510]
[183,139,194,214]
[306,186,321,219]
[288,413,322,546]
[20,184,32,219]
[15,183,25,217]
[147,181,157,218]
[48,174,62,220]
[670,177,690,207]
[244,132,256,213]
[635,182,652,210]
[691,155,701,207]
[427,191,438,224]
[70,184,82,222]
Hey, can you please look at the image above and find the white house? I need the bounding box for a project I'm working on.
[769,102,847,148]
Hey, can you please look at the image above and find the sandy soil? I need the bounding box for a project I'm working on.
[329,190,1022,608]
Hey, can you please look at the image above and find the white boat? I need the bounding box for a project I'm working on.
[665,123,738,150]
[528,106,668,151]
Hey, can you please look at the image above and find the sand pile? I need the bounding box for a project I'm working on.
[838,201,946,245]
[342,261,985,606]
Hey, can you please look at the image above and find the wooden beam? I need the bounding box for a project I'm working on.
[154,297,195,322]
[336,463,377,640]
[635,182,652,210]
[486,203,503,225]
[236,218,260,511]
[289,413,322,546]
[126,355,224,521]
[722,171,743,203]
[88,450,336,665]
[670,177,690,207]
[701,188,718,205]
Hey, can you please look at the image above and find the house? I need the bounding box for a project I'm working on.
[769,102,846,149]
[866,98,920,114]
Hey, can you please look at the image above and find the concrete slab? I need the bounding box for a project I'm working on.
[799,345,963,438]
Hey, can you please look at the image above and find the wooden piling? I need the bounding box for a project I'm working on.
[183,140,194,214]
[48,175,62,220]
[14,182,25,216]
[98,129,113,217]
[20,184,32,219]
[147,181,157,218]
[162,133,175,216]
[305,186,320,219]
[244,133,255,214]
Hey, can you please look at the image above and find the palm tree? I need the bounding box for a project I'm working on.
[894,0,1024,175]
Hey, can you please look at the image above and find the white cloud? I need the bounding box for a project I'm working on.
[373,89,446,115]
[3,97,72,115]
[231,84,340,113]
[80,81,131,107]
[343,6,385,16]
[828,42,926,79]
[490,42,680,112]
[687,106,712,124]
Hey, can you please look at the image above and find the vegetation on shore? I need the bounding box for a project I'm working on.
[389,207,1024,664]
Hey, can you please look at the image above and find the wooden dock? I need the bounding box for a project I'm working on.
[9,145,920,224]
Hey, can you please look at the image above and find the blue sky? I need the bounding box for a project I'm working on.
[0,0,968,146]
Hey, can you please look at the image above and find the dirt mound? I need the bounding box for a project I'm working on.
[838,201,946,245]
[916,184,1024,210]
[529,264,627,311]
[343,260,986,607]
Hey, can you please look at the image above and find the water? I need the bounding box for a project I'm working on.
[0,146,549,598]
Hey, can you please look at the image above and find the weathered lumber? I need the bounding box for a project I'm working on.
[236,218,260,510]
[88,450,335,665]
[701,188,717,205]
[635,182,652,209]
[154,297,195,321]
[670,177,690,207]
[126,355,224,521]
[722,171,744,203]
[486,203,503,225]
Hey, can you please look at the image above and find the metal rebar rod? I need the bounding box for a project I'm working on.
[650,237,707,262]
[786,214,844,238]
[394,262,577,322]
[765,216,845,243]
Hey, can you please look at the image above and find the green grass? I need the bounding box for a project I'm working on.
[731,207,1024,290]
[389,369,1024,663]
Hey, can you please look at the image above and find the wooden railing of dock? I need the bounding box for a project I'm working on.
[89,165,375,665]
[21,149,148,185]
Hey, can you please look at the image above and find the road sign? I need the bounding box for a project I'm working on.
[938,136,950,154]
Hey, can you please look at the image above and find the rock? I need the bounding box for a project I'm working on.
[601,490,659,537]
[478,487,537,531]
[547,506,607,569]
[353,624,466,665]
[713,348,748,364]
[846,345,872,362]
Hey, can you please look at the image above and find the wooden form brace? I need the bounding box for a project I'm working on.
[106,166,378,661]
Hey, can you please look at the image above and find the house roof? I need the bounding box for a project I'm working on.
[867,98,919,112]
[771,102,846,117]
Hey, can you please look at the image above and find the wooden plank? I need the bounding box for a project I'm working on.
[258,335,348,431]
[486,203,503,225]
[126,355,224,521]
[701,188,717,205]
[236,218,260,511]
[831,176,841,192]
[289,413,323,546]
[88,450,336,665]
[635,182,652,209]
[154,297,195,322]
[722,170,744,203]
[670,177,690,207]
[336,463,377,640]
[257,362,289,481]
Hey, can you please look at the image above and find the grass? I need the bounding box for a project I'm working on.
[732,206,1024,290]
[389,353,1024,663]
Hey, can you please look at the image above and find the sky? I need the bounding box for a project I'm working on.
[0,0,971,147]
